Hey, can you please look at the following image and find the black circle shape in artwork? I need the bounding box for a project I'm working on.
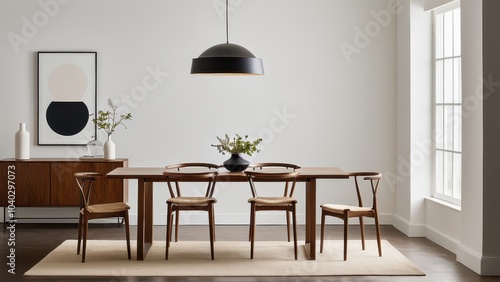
[46,101,89,136]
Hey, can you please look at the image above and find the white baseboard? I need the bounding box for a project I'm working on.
[391,214,426,237]
[425,224,459,254]
[457,244,482,275]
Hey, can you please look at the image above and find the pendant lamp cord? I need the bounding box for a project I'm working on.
[225,0,229,43]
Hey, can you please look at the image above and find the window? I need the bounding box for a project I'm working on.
[433,3,461,205]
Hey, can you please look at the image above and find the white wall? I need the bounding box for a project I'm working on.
[396,0,496,275]
[425,198,461,253]
[0,0,397,225]
[395,0,463,259]
[395,0,412,231]
[394,0,431,237]
[458,0,483,274]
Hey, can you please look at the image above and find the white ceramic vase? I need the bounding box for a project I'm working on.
[15,123,30,160]
[104,135,116,160]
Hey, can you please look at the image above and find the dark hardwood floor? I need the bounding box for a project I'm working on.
[0,223,498,282]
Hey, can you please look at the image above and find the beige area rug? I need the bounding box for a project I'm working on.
[25,240,424,277]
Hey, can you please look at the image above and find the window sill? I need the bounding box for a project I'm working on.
[425,197,461,212]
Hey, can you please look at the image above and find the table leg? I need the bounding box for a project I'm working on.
[145,181,153,244]
[137,179,145,260]
[136,179,153,260]
[304,179,317,260]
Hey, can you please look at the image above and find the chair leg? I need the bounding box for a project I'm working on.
[208,204,215,260]
[124,211,131,260]
[286,210,291,242]
[77,213,83,255]
[248,205,254,242]
[212,208,216,242]
[169,213,175,242]
[82,215,88,263]
[343,212,349,261]
[165,204,173,260]
[250,203,256,259]
[174,210,179,242]
[292,205,298,260]
[359,216,365,250]
[320,209,325,253]
[374,213,382,257]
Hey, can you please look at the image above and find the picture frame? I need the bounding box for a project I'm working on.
[37,51,97,145]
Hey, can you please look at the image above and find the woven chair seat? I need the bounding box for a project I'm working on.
[167,197,217,206]
[320,204,372,213]
[87,202,130,214]
[249,196,297,205]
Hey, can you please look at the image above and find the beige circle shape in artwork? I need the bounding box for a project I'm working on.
[48,63,88,101]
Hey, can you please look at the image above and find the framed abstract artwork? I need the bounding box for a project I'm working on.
[37,52,97,145]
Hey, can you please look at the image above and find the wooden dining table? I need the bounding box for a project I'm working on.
[107,167,349,260]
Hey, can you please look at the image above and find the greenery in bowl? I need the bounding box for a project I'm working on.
[212,134,263,156]
[92,99,132,137]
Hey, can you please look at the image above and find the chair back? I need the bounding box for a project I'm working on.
[245,163,301,198]
[350,172,382,211]
[74,172,102,209]
[164,163,219,198]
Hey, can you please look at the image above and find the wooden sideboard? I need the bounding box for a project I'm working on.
[0,158,128,207]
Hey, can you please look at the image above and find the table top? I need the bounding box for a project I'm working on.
[107,167,349,181]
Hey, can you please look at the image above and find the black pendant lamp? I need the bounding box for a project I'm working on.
[191,0,264,75]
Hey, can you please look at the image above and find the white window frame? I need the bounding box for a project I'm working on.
[432,2,461,206]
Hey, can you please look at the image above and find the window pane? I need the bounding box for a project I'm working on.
[436,60,443,103]
[444,106,454,150]
[444,59,453,103]
[454,106,462,152]
[444,151,453,196]
[444,11,453,57]
[454,58,462,103]
[453,8,461,56]
[435,13,443,59]
[453,153,461,199]
[436,150,444,194]
[434,5,461,205]
[436,105,444,149]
